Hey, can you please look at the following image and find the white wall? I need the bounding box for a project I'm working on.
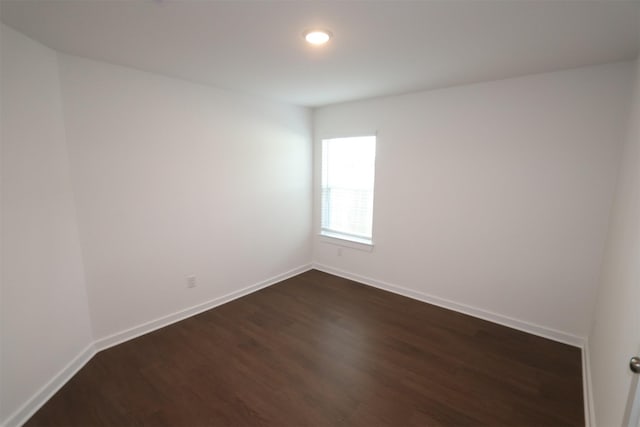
[0,25,94,425]
[313,62,634,341]
[588,59,640,427]
[57,55,312,341]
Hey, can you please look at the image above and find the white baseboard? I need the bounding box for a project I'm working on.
[1,343,96,427]
[582,340,596,427]
[94,263,313,351]
[312,263,594,423]
[1,264,313,427]
[4,263,591,427]
[312,263,585,348]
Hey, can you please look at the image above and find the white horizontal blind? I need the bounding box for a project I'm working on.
[321,136,376,242]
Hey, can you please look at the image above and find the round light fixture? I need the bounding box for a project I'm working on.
[304,30,332,46]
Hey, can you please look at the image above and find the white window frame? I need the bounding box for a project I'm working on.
[319,135,377,249]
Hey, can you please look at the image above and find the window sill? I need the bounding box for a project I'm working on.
[318,231,374,252]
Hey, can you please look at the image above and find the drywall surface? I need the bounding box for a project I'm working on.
[313,62,633,340]
[1,25,94,425]
[58,55,312,340]
[588,59,640,426]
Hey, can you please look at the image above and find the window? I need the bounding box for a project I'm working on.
[321,135,376,245]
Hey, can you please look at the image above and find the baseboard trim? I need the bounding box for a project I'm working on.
[1,342,96,427]
[2,264,312,427]
[582,340,596,427]
[4,263,590,427]
[312,263,585,348]
[94,263,313,351]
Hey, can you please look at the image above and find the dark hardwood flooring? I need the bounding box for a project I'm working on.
[26,270,584,426]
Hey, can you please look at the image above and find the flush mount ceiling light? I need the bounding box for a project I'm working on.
[304,29,332,46]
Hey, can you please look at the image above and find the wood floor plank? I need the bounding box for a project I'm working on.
[25,270,584,426]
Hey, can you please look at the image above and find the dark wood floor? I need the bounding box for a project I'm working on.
[26,270,584,426]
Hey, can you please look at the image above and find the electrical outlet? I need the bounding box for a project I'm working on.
[187,276,197,288]
[337,247,343,256]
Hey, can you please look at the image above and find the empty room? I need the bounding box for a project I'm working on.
[2,1,640,426]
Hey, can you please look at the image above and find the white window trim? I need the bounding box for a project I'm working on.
[318,131,378,252]
[320,134,377,251]
[318,231,374,252]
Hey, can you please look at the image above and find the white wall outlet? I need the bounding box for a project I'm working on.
[337,247,342,256]
[187,275,197,288]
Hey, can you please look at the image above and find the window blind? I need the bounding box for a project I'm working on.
[321,136,376,243]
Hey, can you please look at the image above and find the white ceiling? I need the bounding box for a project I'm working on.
[2,0,639,107]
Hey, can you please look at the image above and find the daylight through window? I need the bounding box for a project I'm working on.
[321,136,376,244]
